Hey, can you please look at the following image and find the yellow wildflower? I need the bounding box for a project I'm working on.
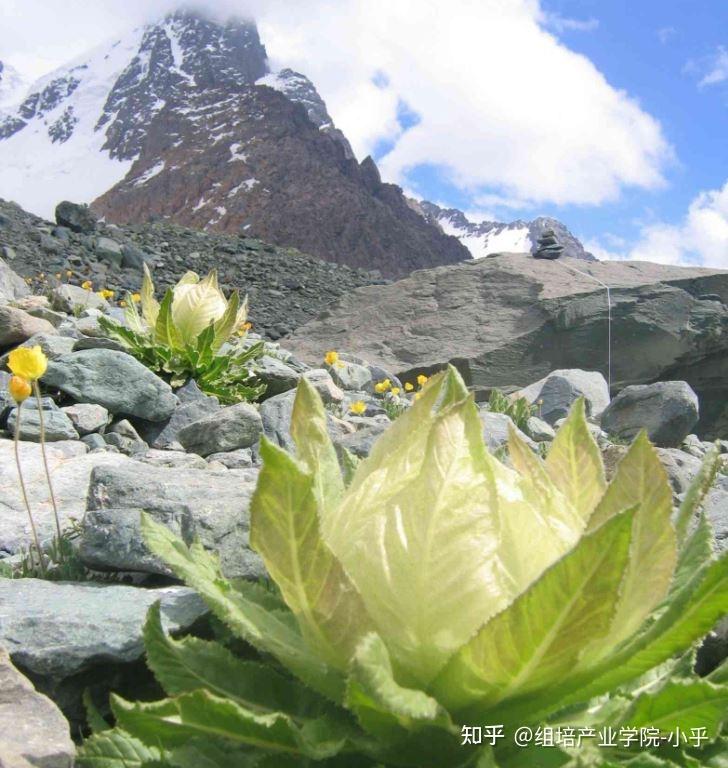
[374,378,391,394]
[66,270,73,277]
[8,346,48,381]
[81,280,93,291]
[119,300,127,307]
[98,289,115,300]
[404,382,414,392]
[349,400,367,416]
[417,374,428,387]
[324,350,339,366]
[414,391,424,401]
[390,387,401,396]
[242,321,252,331]
[8,376,31,403]
[131,293,142,303]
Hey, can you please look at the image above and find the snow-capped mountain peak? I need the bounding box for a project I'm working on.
[413,201,594,261]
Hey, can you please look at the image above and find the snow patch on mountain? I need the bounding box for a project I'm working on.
[415,200,594,261]
[0,62,27,108]
[437,214,532,259]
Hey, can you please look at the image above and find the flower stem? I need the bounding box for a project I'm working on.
[33,380,63,548]
[13,404,46,576]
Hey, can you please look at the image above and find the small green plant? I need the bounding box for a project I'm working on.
[487,388,536,431]
[100,266,265,403]
[78,368,728,767]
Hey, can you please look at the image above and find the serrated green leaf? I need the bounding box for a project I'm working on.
[113,690,349,759]
[587,432,677,650]
[141,514,345,702]
[250,438,371,669]
[124,291,148,334]
[211,290,240,351]
[621,679,728,739]
[141,263,160,327]
[290,378,344,515]
[493,550,728,727]
[686,736,728,766]
[83,688,111,734]
[545,398,606,523]
[708,656,728,685]
[77,727,163,767]
[508,424,584,545]
[143,601,330,719]
[432,508,635,719]
[154,288,181,350]
[672,513,714,595]
[345,633,467,768]
[167,739,260,768]
[676,444,723,544]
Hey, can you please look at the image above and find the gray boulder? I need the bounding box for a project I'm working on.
[526,415,556,441]
[0,438,130,554]
[602,381,699,447]
[517,369,610,424]
[79,462,265,579]
[50,284,109,314]
[95,237,123,267]
[303,368,344,404]
[177,402,262,456]
[0,647,74,768]
[0,305,55,347]
[61,403,109,435]
[55,201,97,233]
[43,349,177,421]
[6,407,79,442]
[256,355,301,397]
[1,333,75,364]
[329,359,372,391]
[0,256,29,303]
[0,579,205,725]
[479,410,537,453]
[334,422,388,459]
[139,392,221,450]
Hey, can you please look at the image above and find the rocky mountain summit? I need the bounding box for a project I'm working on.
[284,252,728,439]
[0,10,468,278]
[0,61,26,108]
[414,200,595,260]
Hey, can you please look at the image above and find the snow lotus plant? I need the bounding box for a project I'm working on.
[99,266,264,403]
[78,368,728,767]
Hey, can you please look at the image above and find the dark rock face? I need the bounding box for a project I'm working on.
[92,84,468,278]
[55,201,97,233]
[284,253,728,439]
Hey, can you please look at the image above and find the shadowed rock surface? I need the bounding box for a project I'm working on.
[284,253,728,438]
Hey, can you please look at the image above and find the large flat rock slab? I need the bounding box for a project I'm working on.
[284,254,728,438]
[0,647,74,768]
[0,439,131,555]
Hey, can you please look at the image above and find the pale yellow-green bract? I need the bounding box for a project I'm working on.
[78,366,728,767]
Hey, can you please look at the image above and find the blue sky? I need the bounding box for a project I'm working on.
[366,0,727,265]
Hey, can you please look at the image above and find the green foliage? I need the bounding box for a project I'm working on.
[486,388,536,431]
[1,523,88,581]
[78,369,728,767]
[99,266,265,403]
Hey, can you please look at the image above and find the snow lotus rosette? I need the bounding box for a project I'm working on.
[79,367,728,767]
[130,264,248,351]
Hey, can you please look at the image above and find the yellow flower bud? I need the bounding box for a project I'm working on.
[81,280,93,291]
[404,382,414,392]
[8,375,31,403]
[324,351,339,366]
[349,400,367,415]
[8,346,48,381]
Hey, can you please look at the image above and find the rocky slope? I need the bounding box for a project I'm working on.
[0,198,379,339]
[0,11,468,278]
[413,200,595,260]
[284,253,728,439]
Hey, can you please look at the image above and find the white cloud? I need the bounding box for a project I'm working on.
[543,13,599,33]
[1,0,672,208]
[698,46,728,88]
[589,180,728,268]
[657,26,677,45]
